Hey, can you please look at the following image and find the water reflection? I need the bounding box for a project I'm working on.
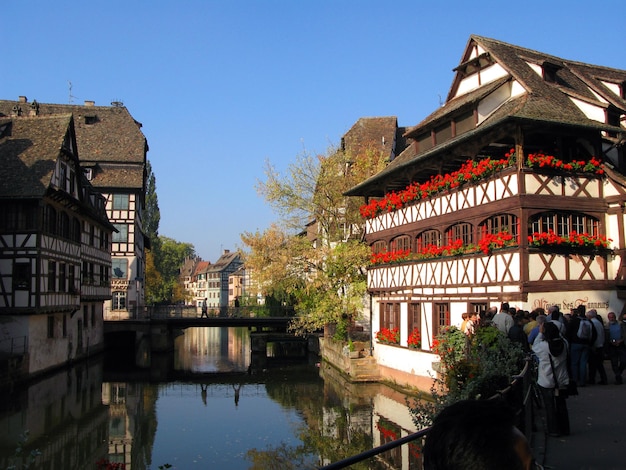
[0,327,424,469]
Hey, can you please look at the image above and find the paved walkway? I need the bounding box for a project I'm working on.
[533,380,626,470]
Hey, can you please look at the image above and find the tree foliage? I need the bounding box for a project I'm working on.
[409,325,525,429]
[146,236,195,304]
[144,159,160,240]
[246,144,388,334]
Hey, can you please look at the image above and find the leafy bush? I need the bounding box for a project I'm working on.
[409,324,525,429]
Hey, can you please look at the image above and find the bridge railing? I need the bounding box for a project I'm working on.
[104,305,296,321]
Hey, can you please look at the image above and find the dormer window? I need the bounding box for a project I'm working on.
[607,107,621,138]
[454,52,494,78]
[542,61,561,84]
[84,115,98,125]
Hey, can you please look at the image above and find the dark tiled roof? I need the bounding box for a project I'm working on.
[343,116,404,159]
[0,114,73,198]
[347,36,626,196]
[204,251,241,272]
[0,99,147,191]
[90,163,145,189]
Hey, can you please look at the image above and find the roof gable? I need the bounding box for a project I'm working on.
[0,114,74,198]
[347,36,626,197]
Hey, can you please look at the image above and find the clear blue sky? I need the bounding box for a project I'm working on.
[4,1,625,262]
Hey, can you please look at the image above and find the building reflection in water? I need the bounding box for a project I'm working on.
[0,327,424,469]
[174,327,251,373]
[0,359,109,470]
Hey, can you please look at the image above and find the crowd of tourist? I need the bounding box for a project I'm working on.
[423,302,626,469]
[478,301,626,388]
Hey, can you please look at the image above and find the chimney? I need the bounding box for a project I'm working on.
[29,100,39,116]
[84,100,95,107]
[18,96,28,103]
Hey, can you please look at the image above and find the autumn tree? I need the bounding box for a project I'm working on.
[247,144,387,337]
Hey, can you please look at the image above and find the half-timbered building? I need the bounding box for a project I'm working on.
[0,97,148,320]
[346,36,626,384]
[0,114,114,377]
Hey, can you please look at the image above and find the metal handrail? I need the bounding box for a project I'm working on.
[104,305,296,321]
[318,358,533,469]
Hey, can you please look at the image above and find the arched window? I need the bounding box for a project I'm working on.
[72,217,81,243]
[529,212,599,237]
[416,230,441,253]
[390,235,411,252]
[59,212,70,240]
[45,206,57,235]
[372,240,388,254]
[479,214,519,239]
[445,223,473,246]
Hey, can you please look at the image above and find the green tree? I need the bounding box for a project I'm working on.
[248,144,387,335]
[148,236,195,304]
[144,159,160,240]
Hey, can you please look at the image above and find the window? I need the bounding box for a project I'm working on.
[89,224,95,246]
[408,302,421,346]
[72,218,81,242]
[47,316,55,338]
[48,261,56,292]
[82,261,89,284]
[469,302,488,318]
[62,315,67,338]
[13,262,30,290]
[59,163,67,191]
[58,212,69,239]
[445,223,473,246]
[380,302,400,331]
[479,214,518,237]
[530,212,599,238]
[69,265,76,293]
[112,291,127,310]
[433,302,450,338]
[112,259,128,279]
[416,230,441,252]
[0,201,38,231]
[112,224,128,243]
[607,109,620,138]
[113,194,129,210]
[91,305,96,328]
[45,206,57,235]
[434,122,452,145]
[100,230,109,250]
[542,62,561,84]
[372,240,388,254]
[390,235,411,252]
[83,305,88,328]
[59,264,66,292]
[455,111,475,135]
[416,132,434,153]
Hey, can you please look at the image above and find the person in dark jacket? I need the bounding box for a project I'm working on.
[566,305,593,386]
[508,312,530,353]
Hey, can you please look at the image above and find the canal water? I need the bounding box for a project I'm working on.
[0,327,423,469]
